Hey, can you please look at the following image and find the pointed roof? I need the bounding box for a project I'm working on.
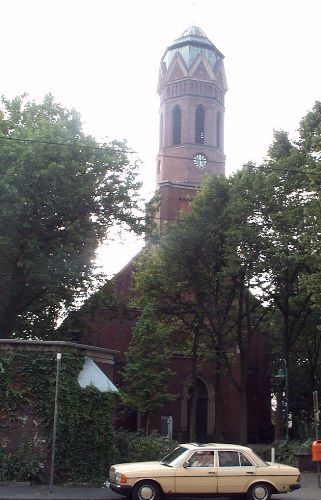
[161,25,224,73]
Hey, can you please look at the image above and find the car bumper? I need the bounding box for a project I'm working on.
[106,480,133,496]
[290,483,301,491]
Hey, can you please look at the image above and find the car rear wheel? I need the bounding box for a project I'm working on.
[246,482,272,500]
[132,481,161,500]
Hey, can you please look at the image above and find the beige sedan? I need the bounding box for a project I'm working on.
[107,443,300,500]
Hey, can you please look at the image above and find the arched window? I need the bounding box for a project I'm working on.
[172,105,181,145]
[216,111,221,149]
[195,105,205,144]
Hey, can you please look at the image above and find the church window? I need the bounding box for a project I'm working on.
[172,105,181,145]
[216,111,221,149]
[195,105,205,144]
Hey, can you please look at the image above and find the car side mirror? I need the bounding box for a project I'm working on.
[183,461,190,468]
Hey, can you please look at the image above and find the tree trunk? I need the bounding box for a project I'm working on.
[214,358,224,440]
[137,412,142,432]
[189,329,199,441]
[146,412,150,435]
[238,276,248,445]
[189,383,198,442]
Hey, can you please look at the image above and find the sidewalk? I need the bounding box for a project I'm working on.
[0,472,319,500]
[0,483,117,500]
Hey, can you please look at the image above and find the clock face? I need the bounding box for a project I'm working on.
[193,154,207,169]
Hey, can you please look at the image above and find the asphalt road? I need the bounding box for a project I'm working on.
[0,472,318,500]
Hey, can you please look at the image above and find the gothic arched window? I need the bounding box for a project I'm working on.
[172,106,181,145]
[216,111,221,149]
[195,105,205,144]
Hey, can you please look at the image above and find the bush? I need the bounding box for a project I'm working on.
[0,441,47,483]
[274,439,313,466]
[113,431,178,464]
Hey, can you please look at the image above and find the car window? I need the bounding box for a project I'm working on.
[218,451,240,467]
[189,451,214,467]
[240,453,254,466]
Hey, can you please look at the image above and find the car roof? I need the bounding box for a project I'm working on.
[180,443,252,452]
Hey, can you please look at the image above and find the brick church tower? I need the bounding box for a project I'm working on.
[155,26,227,225]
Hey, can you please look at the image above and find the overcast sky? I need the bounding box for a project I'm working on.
[2,0,321,275]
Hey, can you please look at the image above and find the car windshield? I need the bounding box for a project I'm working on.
[161,446,190,466]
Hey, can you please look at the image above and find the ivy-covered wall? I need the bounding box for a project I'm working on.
[0,350,116,484]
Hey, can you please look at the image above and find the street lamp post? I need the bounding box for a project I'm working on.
[49,352,62,494]
[276,358,289,443]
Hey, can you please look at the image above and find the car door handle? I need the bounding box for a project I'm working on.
[246,471,254,474]
[208,471,216,474]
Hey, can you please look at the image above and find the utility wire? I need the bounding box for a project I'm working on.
[0,135,225,164]
[1,134,320,171]
[0,135,137,154]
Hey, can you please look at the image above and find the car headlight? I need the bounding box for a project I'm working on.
[115,472,127,484]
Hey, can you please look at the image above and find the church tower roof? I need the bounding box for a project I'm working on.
[161,25,224,73]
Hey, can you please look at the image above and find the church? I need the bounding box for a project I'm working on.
[74,27,271,443]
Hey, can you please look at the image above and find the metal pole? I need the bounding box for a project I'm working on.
[49,352,62,494]
[312,391,321,487]
[313,391,319,439]
[283,359,289,444]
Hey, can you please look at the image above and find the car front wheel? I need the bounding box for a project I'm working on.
[132,481,161,500]
[246,482,272,500]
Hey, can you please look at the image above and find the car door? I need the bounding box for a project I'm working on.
[216,450,256,494]
[175,451,218,494]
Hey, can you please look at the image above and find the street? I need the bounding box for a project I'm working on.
[0,473,318,500]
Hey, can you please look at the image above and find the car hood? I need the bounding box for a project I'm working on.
[113,461,165,473]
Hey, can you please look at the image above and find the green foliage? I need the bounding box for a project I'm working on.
[274,441,297,466]
[0,441,47,483]
[228,116,321,437]
[274,440,313,467]
[0,93,143,338]
[120,306,176,431]
[124,101,321,441]
[113,431,178,464]
[132,174,267,441]
[0,351,116,483]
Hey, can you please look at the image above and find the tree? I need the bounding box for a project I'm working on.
[0,94,142,338]
[233,123,321,438]
[133,174,267,442]
[120,305,176,434]
[121,101,321,441]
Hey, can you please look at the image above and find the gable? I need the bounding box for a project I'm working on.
[191,59,211,80]
[190,53,215,81]
[165,53,188,82]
